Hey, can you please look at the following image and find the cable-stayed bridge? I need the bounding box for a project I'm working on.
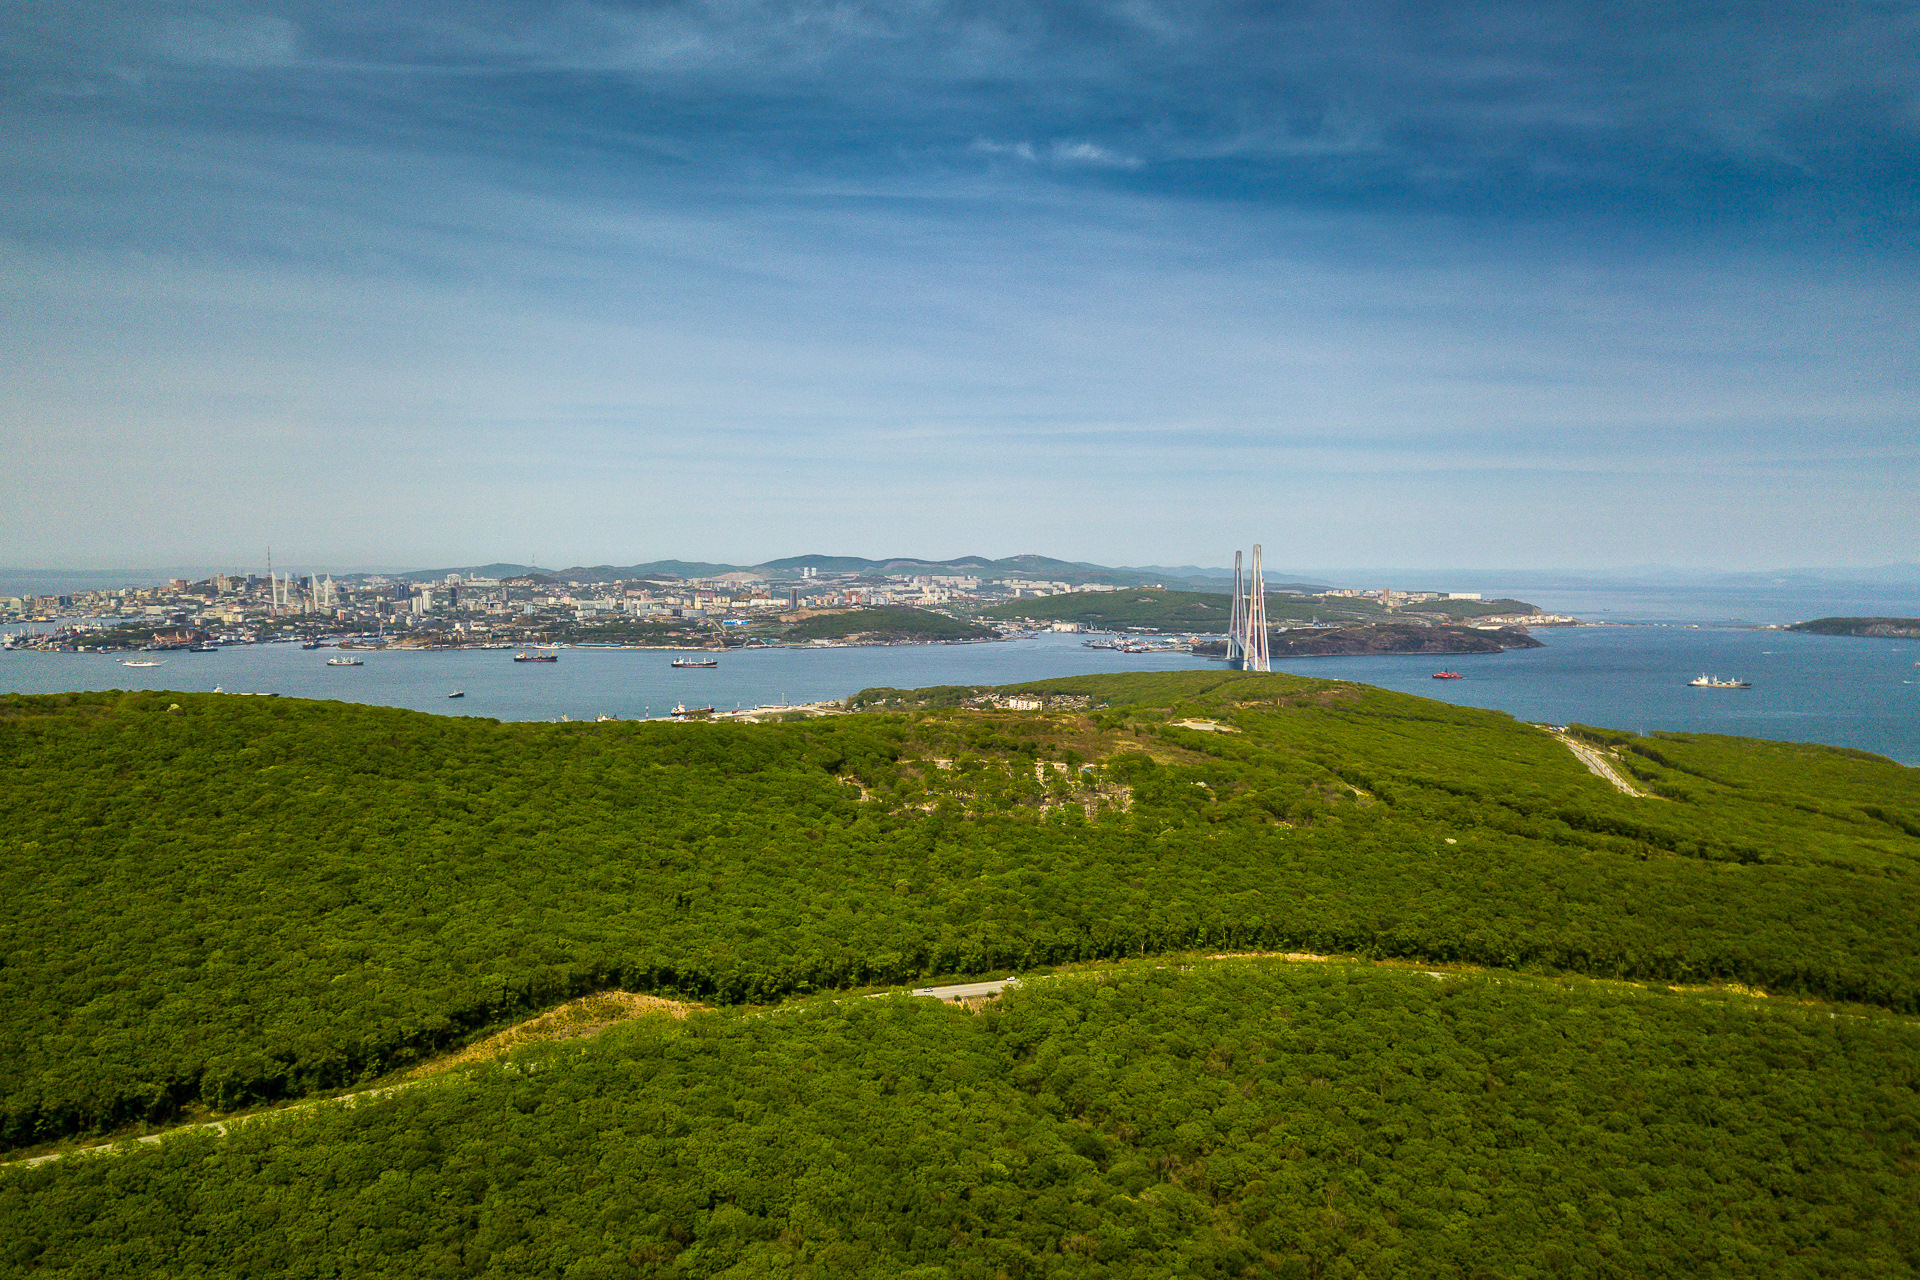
[1225,545,1270,672]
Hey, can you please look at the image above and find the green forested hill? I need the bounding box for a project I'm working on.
[4,960,1915,1277]
[2,673,1917,1160]
[979,587,1242,630]
[977,588,1390,630]
[781,606,994,642]
[1788,616,1920,638]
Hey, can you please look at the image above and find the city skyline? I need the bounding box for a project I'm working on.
[5,0,1914,570]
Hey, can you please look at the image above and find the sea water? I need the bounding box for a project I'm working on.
[5,626,1916,764]
[1272,625,1919,764]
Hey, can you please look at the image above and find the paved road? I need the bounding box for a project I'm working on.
[911,978,1019,1001]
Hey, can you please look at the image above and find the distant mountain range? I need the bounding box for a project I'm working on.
[389,555,1327,593]
[11,560,1918,602]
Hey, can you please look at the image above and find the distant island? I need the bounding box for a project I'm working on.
[979,585,1553,631]
[1192,622,1544,658]
[1270,622,1544,656]
[781,606,994,644]
[1788,616,1920,639]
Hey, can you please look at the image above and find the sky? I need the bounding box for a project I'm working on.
[3,0,1915,575]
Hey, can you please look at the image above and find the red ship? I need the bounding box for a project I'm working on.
[1431,671,1463,680]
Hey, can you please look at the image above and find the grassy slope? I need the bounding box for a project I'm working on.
[2,674,1917,1151]
[4,960,1915,1277]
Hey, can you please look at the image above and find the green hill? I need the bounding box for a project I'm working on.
[6,959,1915,1277]
[1397,595,1540,620]
[3,674,1918,1156]
[781,607,994,642]
[4,674,1918,1270]
[1788,616,1920,638]
[978,587,1390,631]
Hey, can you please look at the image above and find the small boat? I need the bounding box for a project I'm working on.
[326,656,363,667]
[669,702,716,719]
[671,657,719,668]
[1432,671,1463,680]
[447,690,465,699]
[121,659,165,667]
[513,650,559,663]
[1687,674,1750,688]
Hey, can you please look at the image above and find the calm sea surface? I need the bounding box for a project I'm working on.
[5,625,1917,764]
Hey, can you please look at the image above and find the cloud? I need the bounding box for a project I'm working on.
[1047,140,1144,169]
[0,0,1911,233]
[153,14,301,68]
[0,0,1913,568]
[971,138,1143,169]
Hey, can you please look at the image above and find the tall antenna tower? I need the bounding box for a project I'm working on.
[1243,544,1270,672]
[1227,549,1246,667]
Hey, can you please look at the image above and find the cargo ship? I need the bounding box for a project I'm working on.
[513,650,559,663]
[1687,674,1750,688]
[325,656,363,667]
[671,657,719,668]
[669,703,716,719]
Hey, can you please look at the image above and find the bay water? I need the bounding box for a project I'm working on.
[5,625,1916,765]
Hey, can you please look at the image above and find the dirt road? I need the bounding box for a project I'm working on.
[1544,727,1652,798]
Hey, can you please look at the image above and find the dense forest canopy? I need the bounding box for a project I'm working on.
[3,672,1916,1158]
[4,960,1915,1277]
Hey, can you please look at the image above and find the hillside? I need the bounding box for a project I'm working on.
[1192,623,1543,658]
[5,959,1915,1276]
[979,587,1388,630]
[1789,616,1920,638]
[780,607,994,643]
[1265,622,1543,656]
[3,674,1917,1158]
[1396,595,1540,620]
[393,557,1326,590]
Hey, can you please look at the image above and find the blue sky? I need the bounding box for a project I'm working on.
[3,0,1915,573]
